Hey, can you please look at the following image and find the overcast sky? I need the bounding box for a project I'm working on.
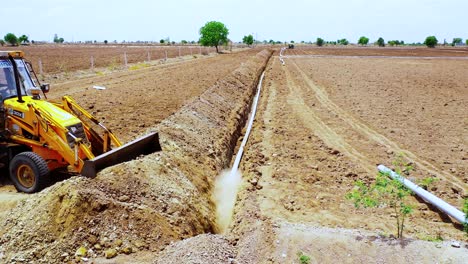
[2,0,467,43]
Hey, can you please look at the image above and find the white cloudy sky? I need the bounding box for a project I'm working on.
[2,0,467,43]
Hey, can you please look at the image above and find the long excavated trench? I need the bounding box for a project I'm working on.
[0,50,273,263]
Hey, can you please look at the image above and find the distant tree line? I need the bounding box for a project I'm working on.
[1,33,30,46]
[302,36,467,48]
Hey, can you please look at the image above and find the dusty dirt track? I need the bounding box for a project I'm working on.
[0,47,467,263]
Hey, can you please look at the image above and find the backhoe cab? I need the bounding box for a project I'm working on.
[0,51,161,193]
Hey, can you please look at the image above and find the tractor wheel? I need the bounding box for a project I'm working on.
[9,152,49,193]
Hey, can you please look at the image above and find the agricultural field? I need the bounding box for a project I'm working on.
[0,46,467,263]
[2,44,221,74]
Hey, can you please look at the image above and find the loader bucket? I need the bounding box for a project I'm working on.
[81,132,161,177]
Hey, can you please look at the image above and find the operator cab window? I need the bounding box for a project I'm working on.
[0,58,36,102]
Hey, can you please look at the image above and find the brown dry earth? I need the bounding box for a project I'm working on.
[0,49,272,263]
[228,48,467,263]
[292,46,468,57]
[46,48,260,143]
[0,47,467,263]
[2,45,220,74]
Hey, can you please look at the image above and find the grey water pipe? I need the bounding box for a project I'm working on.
[229,71,265,177]
[378,165,466,224]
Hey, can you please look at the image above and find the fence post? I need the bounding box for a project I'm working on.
[178,47,181,57]
[124,52,128,67]
[147,51,151,62]
[199,46,202,55]
[90,56,94,71]
[165,50,168,61]
[38,59,43,75]
[190,47,192,56]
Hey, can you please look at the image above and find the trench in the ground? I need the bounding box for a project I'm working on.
[210,57,272,233]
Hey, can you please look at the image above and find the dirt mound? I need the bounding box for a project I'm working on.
[0,50,272,263]
[154,234,236,264]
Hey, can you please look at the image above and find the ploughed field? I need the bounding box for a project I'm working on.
[229,47,467,263]
[0,46,467,263]
[3,44,220,74]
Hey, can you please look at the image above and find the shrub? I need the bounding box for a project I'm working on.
[346,155,414,238]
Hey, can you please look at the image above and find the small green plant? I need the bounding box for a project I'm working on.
[128,62,150,71]
[417,233,443,242]
[346,154,414,238]
[107,58,119,71]
[297,252,311,264]
[418,177,438,190]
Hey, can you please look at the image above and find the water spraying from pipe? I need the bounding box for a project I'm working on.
[213,71,265,233]
[213,169,242,233]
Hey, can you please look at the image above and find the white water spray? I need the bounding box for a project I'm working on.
[212,71,265,233]
[213,169,242,233]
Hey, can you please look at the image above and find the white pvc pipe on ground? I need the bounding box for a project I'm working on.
[378,164,466,224]
[229,71,265,177]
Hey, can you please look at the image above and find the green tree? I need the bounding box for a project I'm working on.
[181,40,188,44]
[242,34,254,46]
[316,37,324,47]
[159,39,165,44]
[424,36,438,48]
[199,21,229,53]
[466,39,468,45]
[452,38,462,46]
[53,34,64,43]
[18,35,29,44]
[358,36,369,45]
[338,38,349,45]
[376,37,385,47]
[0,39,4,46]
[4,33,18,46]
[346,155,414,238]
[104,40,108,44]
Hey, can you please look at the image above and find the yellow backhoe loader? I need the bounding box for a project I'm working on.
[0,51,161,193]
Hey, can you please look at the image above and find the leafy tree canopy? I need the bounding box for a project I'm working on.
[424,36,438,48]
[376,37,385,47]
[358,36,369,45]
[316,37,324,47]
[4,33,18,46]
[199,21,229,53]
[242,34,254,46]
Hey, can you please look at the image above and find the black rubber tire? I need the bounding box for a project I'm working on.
[9,152,49,193]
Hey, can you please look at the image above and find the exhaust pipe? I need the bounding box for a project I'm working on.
[81,132,161,177]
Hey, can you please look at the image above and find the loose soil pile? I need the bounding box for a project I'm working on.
[0,50,272,263]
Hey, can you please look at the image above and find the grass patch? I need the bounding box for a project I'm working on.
[129,62,150,71]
